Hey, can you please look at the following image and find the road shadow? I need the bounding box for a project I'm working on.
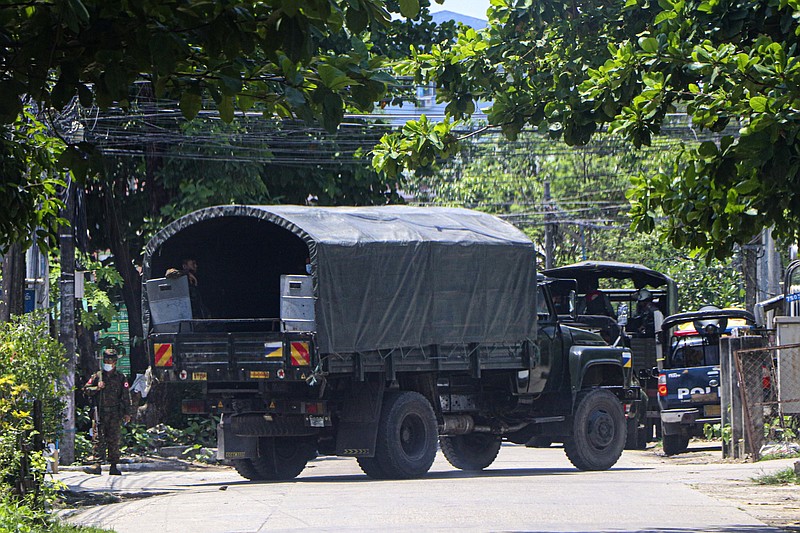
[184,464,653,488]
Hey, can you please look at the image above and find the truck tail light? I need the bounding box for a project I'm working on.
[657,373,667,396]
[181,399,207,414]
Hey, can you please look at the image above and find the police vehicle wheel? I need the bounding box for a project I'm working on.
[356,456,388,479]
[373,391,437,479]
[564,388,626,471]
[252,437,316,480]
[440,434,501,471]
[662,433,690,456]
[232,459,264,480]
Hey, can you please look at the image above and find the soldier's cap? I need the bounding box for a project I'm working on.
[102,349,118,361]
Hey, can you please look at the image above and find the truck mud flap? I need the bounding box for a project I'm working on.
[335,378,385,456]
[230,414,318,437]
[217,418,258,460]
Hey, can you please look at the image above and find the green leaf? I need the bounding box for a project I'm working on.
[399,0,420,19]
[219,96,234,123]
[749,96,768,112]
[284,87,306,107]
[346,5,368,34]
[180,92,203,120]
[638,37,659,53]
[697,141,718,158]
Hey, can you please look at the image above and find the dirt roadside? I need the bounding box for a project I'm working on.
[639,443,800,532]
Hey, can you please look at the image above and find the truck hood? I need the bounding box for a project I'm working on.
[564,325,608,346]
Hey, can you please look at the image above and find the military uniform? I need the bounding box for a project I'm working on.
[83,358,132,474]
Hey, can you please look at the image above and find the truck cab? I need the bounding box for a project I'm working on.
[543,261,678,449]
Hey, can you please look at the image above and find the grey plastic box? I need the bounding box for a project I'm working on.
[146,276,192,332]
[280,275,315,332]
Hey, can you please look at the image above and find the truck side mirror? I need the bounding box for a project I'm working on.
[639,367,657,380]
[617,303,628,326]
[569,290,577,320]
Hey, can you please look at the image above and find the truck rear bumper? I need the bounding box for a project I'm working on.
[660,408,720,434]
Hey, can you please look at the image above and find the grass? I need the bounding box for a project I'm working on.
[753,467,800,485]
[0,498,114,533]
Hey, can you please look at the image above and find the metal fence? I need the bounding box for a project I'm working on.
[728,341,800,460]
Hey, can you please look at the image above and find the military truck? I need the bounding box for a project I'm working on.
[543,261,678,449]
[143,205,635,480]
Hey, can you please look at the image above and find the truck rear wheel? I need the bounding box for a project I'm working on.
[373,391,437,479]
[233,459,264,480]
[440,434,501,471]
[356,456,388,479]
[564,389,626,471]
[662,433,690,456]
[251,437,316,480]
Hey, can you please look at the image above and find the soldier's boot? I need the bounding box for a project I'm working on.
[83,464,102,475]
[109,464,122,476]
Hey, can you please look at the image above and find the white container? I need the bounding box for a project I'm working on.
[280,275,315,332]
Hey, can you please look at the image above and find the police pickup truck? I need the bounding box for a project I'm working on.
[657,307,756,455]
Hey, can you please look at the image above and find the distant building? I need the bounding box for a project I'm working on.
[430,10,488,29]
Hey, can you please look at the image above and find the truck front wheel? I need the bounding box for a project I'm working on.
[251,437,316,480]
[440,434,501,471]
[372,391,438,479]
[564,389,626,471]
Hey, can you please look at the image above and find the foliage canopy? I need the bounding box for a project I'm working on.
[374,0,800,260]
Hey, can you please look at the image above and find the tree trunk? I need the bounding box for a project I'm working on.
[0,242,26,321]
[102,180,146,374]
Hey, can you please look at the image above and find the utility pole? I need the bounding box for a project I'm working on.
[742,237,759,313]
[59,179,76,465]
[544,181,554,269]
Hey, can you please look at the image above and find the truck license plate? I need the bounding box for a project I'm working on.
[308,416,326,428]
[704,404,721,417]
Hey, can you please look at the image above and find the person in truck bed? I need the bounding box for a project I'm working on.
[166,257,210,318]
[578,280,616,318]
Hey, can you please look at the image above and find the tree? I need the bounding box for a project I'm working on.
[374,0,800,260]
[0,0,431,250]
[410,130,744,310]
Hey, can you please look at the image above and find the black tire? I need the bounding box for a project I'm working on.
[662,433,690,456]
[564,389,626,471]
[440,434,502,471]
[625,413,648,450]
[232,459,264,480]
[373,391,438,479]
[356,456,388,479]
[251,437,316,480]
[525,436,553,448]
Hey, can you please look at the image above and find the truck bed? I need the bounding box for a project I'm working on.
[151,320,532,383]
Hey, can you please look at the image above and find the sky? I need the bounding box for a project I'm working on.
[428,0,491,20]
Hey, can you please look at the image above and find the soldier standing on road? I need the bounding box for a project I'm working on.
[83,349,132,476]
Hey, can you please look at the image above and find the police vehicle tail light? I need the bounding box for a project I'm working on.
[657,373,668,396]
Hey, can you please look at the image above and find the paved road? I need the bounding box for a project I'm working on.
[58,443,797,532]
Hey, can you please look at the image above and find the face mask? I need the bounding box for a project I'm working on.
[305,264,312,274]
[103,363,114,372]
